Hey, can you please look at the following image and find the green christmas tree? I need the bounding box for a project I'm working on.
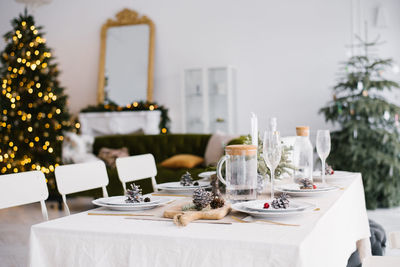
[320,37,400,209]
[0,10,71,181]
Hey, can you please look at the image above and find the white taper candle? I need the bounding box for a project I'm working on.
[251,112,258,148]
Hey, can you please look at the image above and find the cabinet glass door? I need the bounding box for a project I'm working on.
[208,67,228,133]
[184,69,204,133]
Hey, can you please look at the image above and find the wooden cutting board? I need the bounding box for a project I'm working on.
[163,202,231,226]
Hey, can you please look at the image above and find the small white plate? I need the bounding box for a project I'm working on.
[92,197,172,211]
[232,202,315,218]
[96,195,161,206]
[157,181,210,192]
[198,171,216,178]
[279,183,337,192]
[276,183,339,197]
[313,171,354,182]
[243,200,315,213]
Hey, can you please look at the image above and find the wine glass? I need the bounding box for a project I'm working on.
[316,130,331,184]
[263,131,282,199]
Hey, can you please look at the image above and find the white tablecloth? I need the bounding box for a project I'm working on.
[30,172,370,267]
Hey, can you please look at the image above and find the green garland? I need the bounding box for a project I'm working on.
[80,101,171,133]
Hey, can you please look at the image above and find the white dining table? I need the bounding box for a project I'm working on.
[29,172,370,267]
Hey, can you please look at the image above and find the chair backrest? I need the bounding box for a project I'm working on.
[0,171,49,220]
[116,154,158,192]
[389,232,400,249]
[55,161,109,196]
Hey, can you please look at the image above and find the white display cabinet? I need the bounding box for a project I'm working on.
[182,66,236,134]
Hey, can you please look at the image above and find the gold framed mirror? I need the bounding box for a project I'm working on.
[97,8,155,105]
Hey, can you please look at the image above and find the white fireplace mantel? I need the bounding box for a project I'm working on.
[79,110,161,136]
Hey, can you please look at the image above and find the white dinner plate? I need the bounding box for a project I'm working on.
[243,199,315,213]
[232,202,315,218]
[92,197,173,211]
[96,195,162,206]
[198,171,216,178]
[157,181,211,192]
[276,183,339,197]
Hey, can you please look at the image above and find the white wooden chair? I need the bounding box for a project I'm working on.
[0,171,49,220]
[362,231,400,267]
[55,161,109,215]
[116,154,158,193]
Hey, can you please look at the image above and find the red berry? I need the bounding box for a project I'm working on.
[263,202,270,209]
[313,184,317,189]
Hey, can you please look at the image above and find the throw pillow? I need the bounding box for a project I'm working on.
[129,128,145,135]
[62,132,96,164]
[160,154,204,169]
[204,132,239,166]
[98,147,129,168]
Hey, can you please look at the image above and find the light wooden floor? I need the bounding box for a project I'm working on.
[1,198,399,267]
[0,198,95,267]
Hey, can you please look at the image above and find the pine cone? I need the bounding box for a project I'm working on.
[299,178,313,189]
[180,171,193,186]
[325,163,334,175]
[210,196,225,209]
[192,188,212,210]
[271,192,290,209]
[125,183,143,203]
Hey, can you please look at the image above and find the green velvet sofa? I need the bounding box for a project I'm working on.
[88,134,213,197]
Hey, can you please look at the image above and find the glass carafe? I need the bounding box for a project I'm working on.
[293,126,313,184]
[217,145,257,202]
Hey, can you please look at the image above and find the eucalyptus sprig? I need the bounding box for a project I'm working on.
[241,135,295,179]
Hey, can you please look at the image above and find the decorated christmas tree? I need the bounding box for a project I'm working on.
[320,36,400,209]
[0,10,71,181]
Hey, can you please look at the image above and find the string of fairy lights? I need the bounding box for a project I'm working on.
[0,15,72,176]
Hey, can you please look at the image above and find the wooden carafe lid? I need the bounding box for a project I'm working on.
[296,126,310,136]
[225,145,257,156]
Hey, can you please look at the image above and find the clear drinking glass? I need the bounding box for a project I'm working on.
[316,130,331,184]
[263,131,282,199]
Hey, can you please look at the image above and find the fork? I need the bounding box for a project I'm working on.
[231,215,300,227]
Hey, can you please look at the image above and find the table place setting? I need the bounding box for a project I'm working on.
[92,183,174,211]
[231,202,315,219]
[275,182,339,197]
[313,170,356,182]
[91,197,174,211]
[156,180,211,191]
[156,171,212,193]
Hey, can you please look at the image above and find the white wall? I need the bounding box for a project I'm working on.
[0,0,399,136]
